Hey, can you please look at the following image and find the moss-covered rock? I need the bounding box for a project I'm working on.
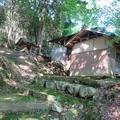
[79,86,97,98]
[38,79,98,98]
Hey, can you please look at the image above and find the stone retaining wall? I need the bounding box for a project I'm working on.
[40,79,98,98]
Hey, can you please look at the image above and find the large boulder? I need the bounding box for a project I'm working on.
[73,84,82,96]
[66,84,74,95]
[79,86,97,98]
[51,101,63,113]
[55,81,61,90]
[60,82,69,91]
[45,80,56,89]
[55,81,67,91]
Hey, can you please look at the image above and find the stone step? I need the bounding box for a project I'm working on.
[0,85,64,113]
[0,101,51,112]
[40,75,119,88]
[34,79,97,98]
[33,76,119,98]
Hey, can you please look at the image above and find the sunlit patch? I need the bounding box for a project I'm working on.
[72,25,82,33]
[19,56,26,59]
[38,73,43,77]
[0,112,4,119]
[93,47,97,50]
[101,51,107,56]
[70,108,78,116]
[107,25,116,32]
[70,71,73,76]
[21,72,36,79]
[19,65,30,70]
[47,95,56,102]
[40,92,47,95]
[3,78,16,86]
[94,55,97,59]
[75,71,79,76]
[72,48,79,54]
[0,50,5,53]
[86,2,94,9]
[19,64,32,73]
[82,43,89,50]
[25,60,34,66]
[6,52,11,55]
[7,79,17,86]
[96,0,114,8]
[92,66,95,70]
[98,16,105,25]
[25,118,38,120]
[0,67,3,70]
[18,93,27,96]
[4,97,14,101]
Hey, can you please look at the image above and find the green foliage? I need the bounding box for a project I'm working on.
[107,36,120,46]
[41,40,52,56]
[114,37,120,44]
[0,0,120,49]
[0,5,5,26]
[0,32,7,44]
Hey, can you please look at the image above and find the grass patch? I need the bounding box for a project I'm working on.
[1,111,48,120]
[29,84,80,105]
[0,94,37,102]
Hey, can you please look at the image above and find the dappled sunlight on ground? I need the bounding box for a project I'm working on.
[23,118,38,120]
[6,79,17,86]
[0,50,5,53]
[0,48,38,83]
[0,92,38,102]
[24,60,34,66]
[0,114,4,119]
[0,47,65,85]
[19,55,27,60]
[0,48,13,55]
[18,64,32,72]
[0,95,21,102]
[2,97,17,101]
[0,112,46,120]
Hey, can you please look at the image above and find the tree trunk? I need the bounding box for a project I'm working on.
[7,26,15,48]
[36,17,45,55]
[5,0,24,49]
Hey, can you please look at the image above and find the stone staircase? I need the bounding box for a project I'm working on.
[34,76,119,98]
[0,76,120,120]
